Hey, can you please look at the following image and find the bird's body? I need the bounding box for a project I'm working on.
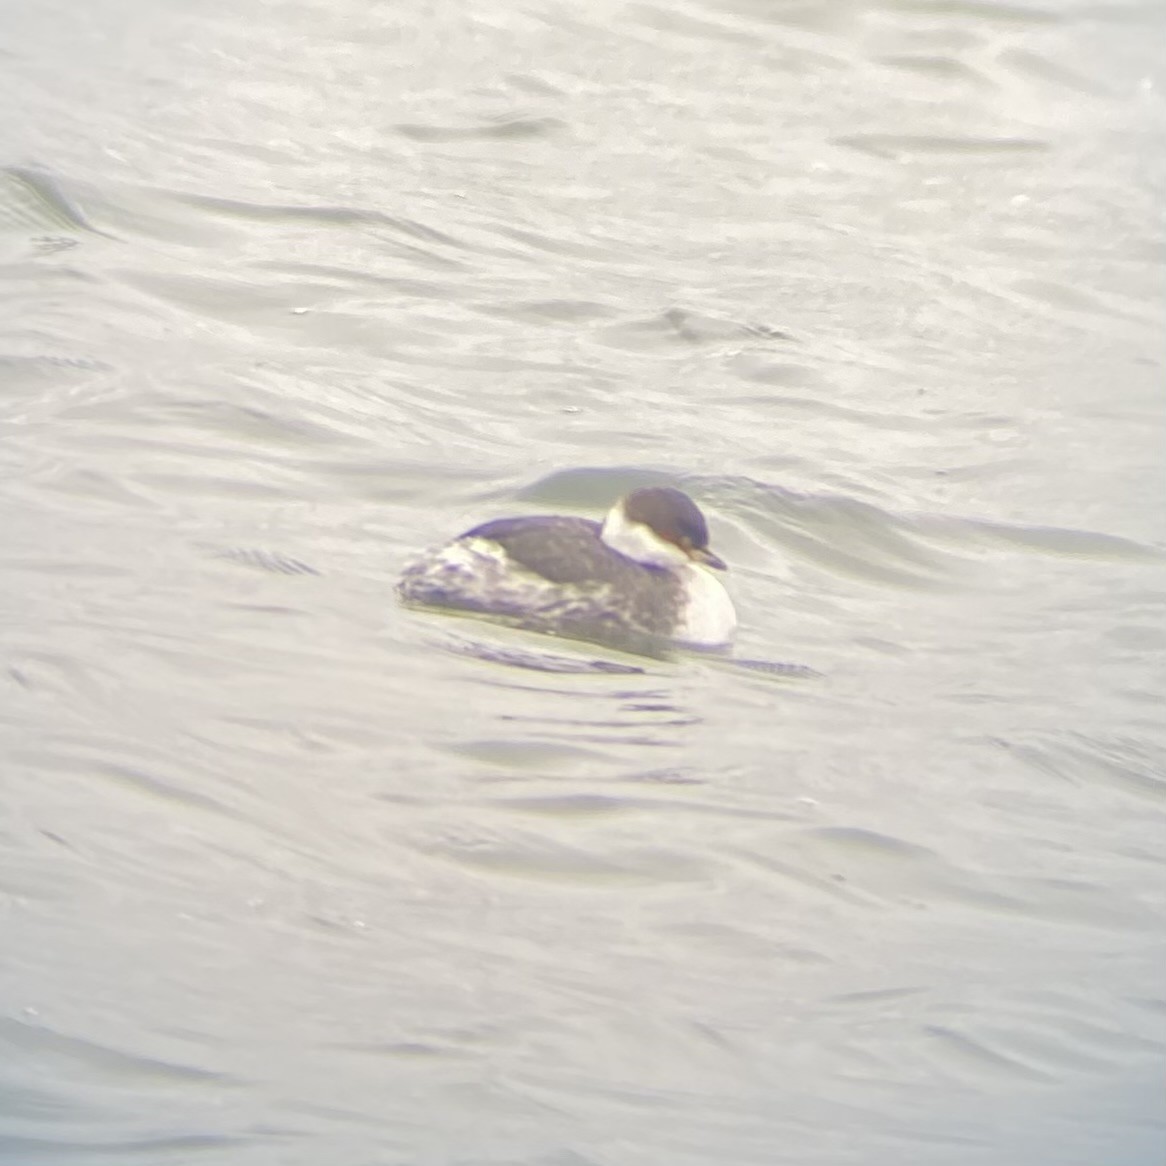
[397,487,736,649]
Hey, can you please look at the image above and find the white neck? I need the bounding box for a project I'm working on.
[676,563,737,646]
[601,502,690,568]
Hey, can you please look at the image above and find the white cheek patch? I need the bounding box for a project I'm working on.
[601,507,690,568]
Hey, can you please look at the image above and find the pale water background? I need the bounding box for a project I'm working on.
[1,0,1164,1163]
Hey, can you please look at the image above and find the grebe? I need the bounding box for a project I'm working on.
[397,486,736,649]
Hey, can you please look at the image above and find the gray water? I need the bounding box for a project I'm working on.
[2,0,1164,1163]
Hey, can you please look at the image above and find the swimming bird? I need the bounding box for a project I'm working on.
[397,486,736,649]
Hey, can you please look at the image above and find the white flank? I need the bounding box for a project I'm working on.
[432,537,509,573]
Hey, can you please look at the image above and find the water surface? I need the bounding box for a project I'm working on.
[1,0,1164,1163]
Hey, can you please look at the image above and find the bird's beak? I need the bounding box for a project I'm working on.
[690,546,727,571]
